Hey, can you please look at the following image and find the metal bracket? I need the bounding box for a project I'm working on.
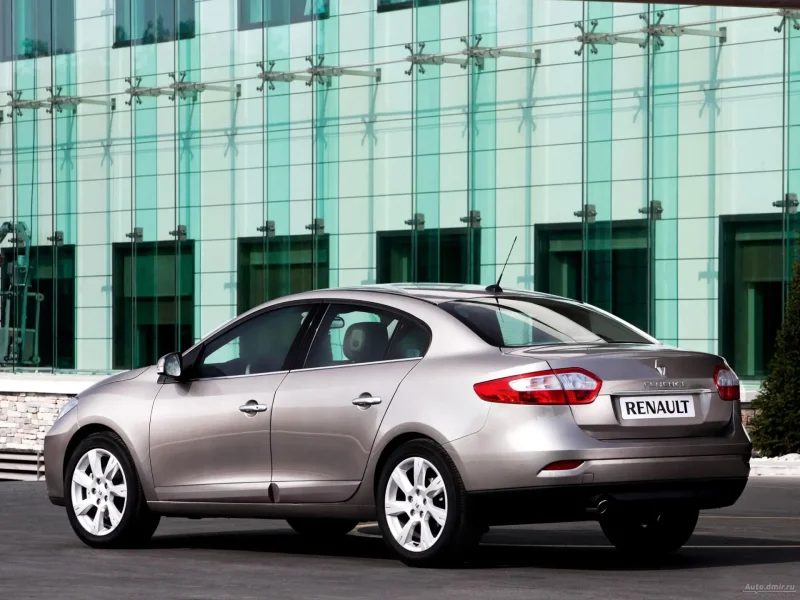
[306,218,325,236]
[574,204,598,224]
[124,76,172,106]
[257,61,311,91]
[6,91,49,117]
[257,220,276,237]
[47,231,64,246]
[306,55,333,87]
[775,9,800,33]
[168,71,241,102]
[460,210,482,229]
[44,86,117,114]
[773,193,799,214]
[460,35,486,70]
[169,225,188,241]
[639,11,666,48]
[575,20,644,56]
[126,227,143,243]
[405,213,426,232]
[638,200,664,221]
[642,15,726,46]
[404,42,467,76]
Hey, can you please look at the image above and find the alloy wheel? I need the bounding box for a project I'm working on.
[384,457,447,552]
[70,448,127,536]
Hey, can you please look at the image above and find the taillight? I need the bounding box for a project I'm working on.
[714,365,740,401]
[542,460,584,471]
[473,368,601,405]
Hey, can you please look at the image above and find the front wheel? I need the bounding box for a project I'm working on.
[286,518,358,538]
[64,432,160,548]
[600,507,699,556]
[377,439,482,567]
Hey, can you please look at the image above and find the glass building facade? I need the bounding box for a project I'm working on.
[0,0,798,384]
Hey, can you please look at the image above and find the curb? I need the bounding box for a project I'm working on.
[750,460,800,477]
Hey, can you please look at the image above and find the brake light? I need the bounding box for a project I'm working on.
[473,368,601,405]
[714,365,740,401]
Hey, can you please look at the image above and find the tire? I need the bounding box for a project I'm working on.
[376,439,482,567]
[286,518,358,538]
[600,507,699,556]
[64,432,160,548]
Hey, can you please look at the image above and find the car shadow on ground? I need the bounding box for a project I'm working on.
[147,527,800,571]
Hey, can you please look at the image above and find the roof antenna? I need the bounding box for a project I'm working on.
[485,236,516,294]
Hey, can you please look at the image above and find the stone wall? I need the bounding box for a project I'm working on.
[0,393,72,452]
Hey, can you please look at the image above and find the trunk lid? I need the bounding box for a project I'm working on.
[506,344,734,440]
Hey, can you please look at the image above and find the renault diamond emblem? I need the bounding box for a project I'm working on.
[655,360,666,377]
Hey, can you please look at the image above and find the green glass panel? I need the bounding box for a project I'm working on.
[314,0,338,290]
[470,0,496,285]
[651,4,679,342]
[114,0,196,47]
[720,217,787,379]
[535,222,648,332]
[376,229,479,285]
[413,3,442,283]
[0,245,75,369]
[238,236,329,314]
[0,0,74,61]
[377,0,463,11]
[112,242,194,369]
[584,1,613,317]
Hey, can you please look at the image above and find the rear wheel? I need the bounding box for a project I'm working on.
[286,518,358,538]
[600,507,699,556]
[64,432,160,548]
[377,439,482,567]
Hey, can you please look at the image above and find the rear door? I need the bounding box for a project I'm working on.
[518,345,733,440]
[270,303,430,503]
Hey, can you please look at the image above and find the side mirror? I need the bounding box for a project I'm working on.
[157,352,183,379]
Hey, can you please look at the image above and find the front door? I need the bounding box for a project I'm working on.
[149,302,316,502]
[270,303,431,503]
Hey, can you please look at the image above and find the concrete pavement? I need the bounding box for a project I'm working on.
[0,477,798,600]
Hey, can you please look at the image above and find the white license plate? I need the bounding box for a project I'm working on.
[619,395,695,420]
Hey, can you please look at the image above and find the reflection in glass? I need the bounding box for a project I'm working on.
[114,0,195,47]
[720,216,794,379]
[238,0,329,29]
[0,0,75,61]
[238,236,329,314]
[535,222,649,334]
[112,242,195,370]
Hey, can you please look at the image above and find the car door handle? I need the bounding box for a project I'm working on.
[239,402,269,415]
[352,396,382,408]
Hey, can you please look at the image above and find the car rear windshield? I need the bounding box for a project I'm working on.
[439,296,653,347]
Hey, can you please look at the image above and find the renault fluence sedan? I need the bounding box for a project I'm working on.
[45,284,751,566]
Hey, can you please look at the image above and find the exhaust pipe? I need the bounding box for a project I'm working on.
[586,496,614,516]
[596,498,611,516]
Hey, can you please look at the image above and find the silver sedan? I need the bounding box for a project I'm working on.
[44,284,751,566]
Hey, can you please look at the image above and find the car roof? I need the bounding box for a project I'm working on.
[332,283,575,305]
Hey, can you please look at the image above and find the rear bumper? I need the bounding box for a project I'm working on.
[468,477,749,526]
[445,403,752,492]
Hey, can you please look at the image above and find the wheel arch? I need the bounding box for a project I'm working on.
[63,423,118,480]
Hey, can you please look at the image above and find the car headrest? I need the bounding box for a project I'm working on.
[343,322,389,363]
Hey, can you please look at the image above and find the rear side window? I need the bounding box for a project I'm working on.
[440,297,652,348]
[385,319,431,360]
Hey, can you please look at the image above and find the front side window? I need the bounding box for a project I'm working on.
[239,0,329,30]
[193,304,312,379]
[440,297,654,348]
[0,0,75,62]
[305,304,408,369]
[115,0,195,48]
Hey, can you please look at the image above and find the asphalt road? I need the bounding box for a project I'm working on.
[0,477,798,600]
